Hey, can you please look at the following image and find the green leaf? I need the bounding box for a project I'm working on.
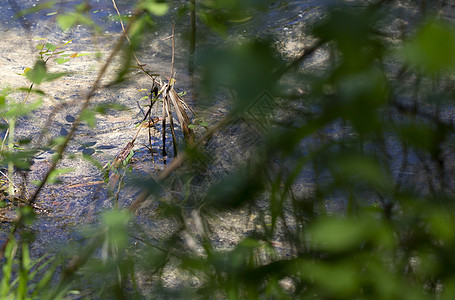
[56,58,71,65]
[141,0,169,16]
[45,43,57,52]
[44,72,68,82]
[199,12,227,36]
[24,60,68,84]
[302,260,360,297]
[74,53,92,57]
[60,39,73,47]
[441,278,455,300]
[0,149,37,170]
[17,206,35,226]
[309,217,367,252]
[22,67,32,76]
[427,209,455,242]
[93,103,126,114]
[26,60,47,84]
[102,210,131,248]
[21,244,31,271]
[46,168,74,184]
[56,14,77,31]
[123,149,134,166]
[331,154,391,191]
[80,109,96,128]
[401,18,455,73]
[1,237,17,298]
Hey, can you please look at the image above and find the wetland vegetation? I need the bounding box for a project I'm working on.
[2,0,455,299]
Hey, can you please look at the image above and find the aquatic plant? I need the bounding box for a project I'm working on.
[2,0,455,299]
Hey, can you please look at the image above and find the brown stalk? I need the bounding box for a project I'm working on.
[169,88,194,142]
[170,21,175,80]
[166,20,194,144]
[111,0,157,83]
[128,112,237,212]
[161,90,167,157]
[164,90,178,156]
[110,1,194,164]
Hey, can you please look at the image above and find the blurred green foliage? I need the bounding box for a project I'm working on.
[3,0,455,299]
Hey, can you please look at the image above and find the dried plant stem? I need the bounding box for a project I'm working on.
[148,93,156,161]
[189,0,196,75]
[170,21,175,80]
[274,39,325,81]
[164,92,178,156]
[161,95,167,157]
[7,118,15,199]
[129,40,324,211]
[112,0,161,86]
[111,0,146,75]
[169,88,194,142]
[129,112,236,212]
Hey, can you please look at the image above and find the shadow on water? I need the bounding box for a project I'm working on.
[0,0,324,261]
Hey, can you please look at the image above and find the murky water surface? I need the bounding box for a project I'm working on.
[0,1,322,258]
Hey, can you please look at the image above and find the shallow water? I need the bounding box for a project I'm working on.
[0,0,323,261]
[2,3,453,296]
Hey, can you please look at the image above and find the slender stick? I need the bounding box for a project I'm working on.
[165,95,178,156]
[112,0,161,85]
[170,21,175,81]
[162,90,167,158]
[189,0,196,76]
[274,39,325,80]
[7,118,15,199]
[129,112,236,212]
[148,88,155,161]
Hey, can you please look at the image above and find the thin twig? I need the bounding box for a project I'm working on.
[129,112,236,212]
[112,0,161,85]
[161,89,167,157]
[170,21,175,80]
[164,94,178,156]
[148,87,156,161]
[274,39,325,80]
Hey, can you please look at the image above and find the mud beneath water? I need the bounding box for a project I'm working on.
[0,0,327,292]
[0,21,190,241]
